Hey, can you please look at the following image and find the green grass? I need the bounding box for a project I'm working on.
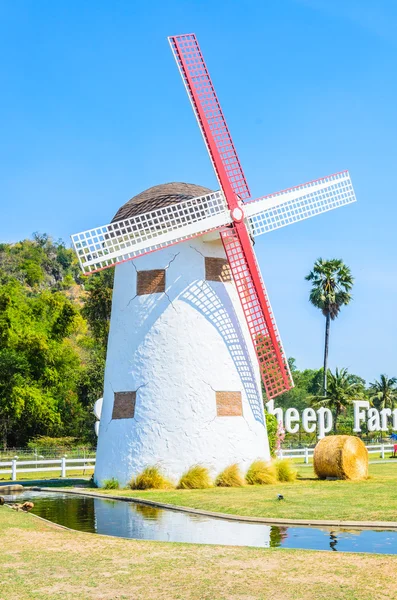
[1,505,397,599]
[103,477,120,489]
[96,463,397,523]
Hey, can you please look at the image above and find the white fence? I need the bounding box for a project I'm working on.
[0,456,96,481]
[0,443,395,480]
[279,443,397,464]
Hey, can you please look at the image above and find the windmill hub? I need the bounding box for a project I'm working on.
[231,206,244,223]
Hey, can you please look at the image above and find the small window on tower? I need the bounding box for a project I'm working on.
[112,391,136,420]
[205,257,232,282]
[137,269,166,295]
[216,391,243,416]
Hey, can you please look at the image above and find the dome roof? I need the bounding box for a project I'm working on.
[112,182,213,223]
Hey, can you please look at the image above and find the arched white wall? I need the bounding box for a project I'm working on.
[95,235,270,487]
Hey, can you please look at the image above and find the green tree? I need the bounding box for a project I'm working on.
[305,258,354,394]
[0,274,83,446]
[315,367,362,433]
[0,233,109,448]
[82,269,114,348]
[369,374,397,410]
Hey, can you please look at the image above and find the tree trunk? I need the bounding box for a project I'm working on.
[323,312,330,395]
[334,406,339,434]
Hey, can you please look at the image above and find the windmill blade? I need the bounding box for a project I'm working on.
[221,225,293,399]
[71,190,230,274]
[245,170,356,237]
[169,34,251,201]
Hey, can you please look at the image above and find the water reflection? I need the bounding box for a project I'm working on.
[329,532,338,551]
[5,491,397,555]
[134,503,162,520]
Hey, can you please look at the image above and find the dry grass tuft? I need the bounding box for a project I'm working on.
[314,435,368,481]
[245,460,277,485]
[130,466,173,490]
[275,459,297,482]
[177,465,212,489]
[215,463,244,487]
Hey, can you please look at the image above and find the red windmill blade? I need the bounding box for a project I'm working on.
[169,33,292,397]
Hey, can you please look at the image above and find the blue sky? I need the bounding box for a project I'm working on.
[1,0,396,382]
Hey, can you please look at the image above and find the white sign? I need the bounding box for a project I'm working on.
[266,400,397,439]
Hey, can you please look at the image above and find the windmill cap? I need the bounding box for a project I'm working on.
[112,182,213,222]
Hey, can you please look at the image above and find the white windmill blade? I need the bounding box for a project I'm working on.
[245,170,356,238]
[71,190,231,274]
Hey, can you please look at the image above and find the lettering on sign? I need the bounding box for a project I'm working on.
[266,400,397,439]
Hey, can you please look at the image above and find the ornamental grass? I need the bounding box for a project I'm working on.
[102,478,119,490]
[215,463,244,487]
[130,466,173,490]
[177,465,212,489]
[314,435,368,481]
[245,460,277,485]
[274,458,297,482]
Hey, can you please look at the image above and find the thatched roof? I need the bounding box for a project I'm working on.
[112,182,213,223]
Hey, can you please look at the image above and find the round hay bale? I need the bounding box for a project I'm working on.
[313,435,368,481]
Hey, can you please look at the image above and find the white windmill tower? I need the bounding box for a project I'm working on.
[72,34,357,487]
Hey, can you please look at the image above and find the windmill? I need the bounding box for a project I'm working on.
[72,34,357,486]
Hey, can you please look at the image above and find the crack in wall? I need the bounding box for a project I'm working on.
[126,294,137,307]
[190,245,205,258]
[203,380,217,393]
[165,252,180,270]
[164,290,177,312]
[190,245,208,291]
[163,252,180,311]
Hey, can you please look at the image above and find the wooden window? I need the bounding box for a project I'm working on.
[205,257,232,282]
[137,269,166,295]
[216,391,242,416]
[112,391,136,420]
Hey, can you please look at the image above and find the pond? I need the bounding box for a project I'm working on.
[4,490,397,554]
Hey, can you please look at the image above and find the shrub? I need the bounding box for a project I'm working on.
[102,478,119,490]
[275,458,297,482]
[245,460,277,485]
[130,466,173,490]
[265,412,278,457]
[177,465,212,489]
[215,463,244,487]
[27,436,79,453]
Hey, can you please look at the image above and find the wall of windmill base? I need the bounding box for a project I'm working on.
[95,235,270,487]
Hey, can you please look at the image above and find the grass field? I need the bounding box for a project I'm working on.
[94,463,397,523]
[1,506,397,600]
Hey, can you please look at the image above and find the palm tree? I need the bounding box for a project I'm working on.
[305,258,353,394]
[369,375,397,410]
[316,367,361,433]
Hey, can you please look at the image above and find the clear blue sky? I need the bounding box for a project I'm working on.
[1,0,396,383]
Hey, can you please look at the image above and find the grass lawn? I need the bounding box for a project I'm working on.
[1,506,397,600]
[94,463,397,523]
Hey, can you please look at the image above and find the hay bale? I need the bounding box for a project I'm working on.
[313,435,368,481]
